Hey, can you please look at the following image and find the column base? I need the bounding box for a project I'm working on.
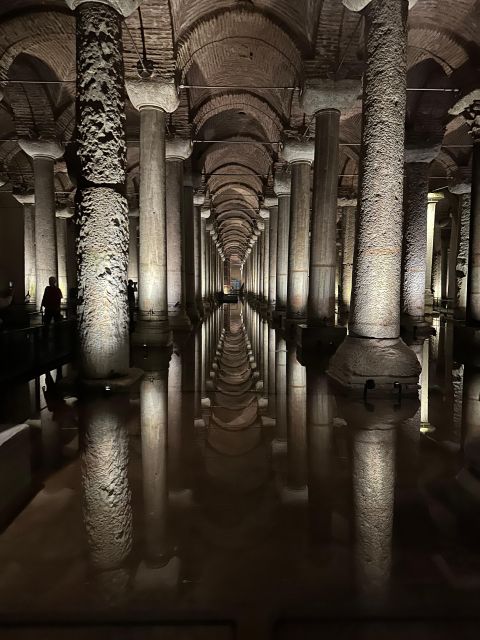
[132,320,171,348]
[327,335,421,397]
[295,323,347,352]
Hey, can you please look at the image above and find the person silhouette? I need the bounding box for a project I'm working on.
[41,277,63,325]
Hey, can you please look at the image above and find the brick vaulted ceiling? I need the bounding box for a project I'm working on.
[0,0,480,260]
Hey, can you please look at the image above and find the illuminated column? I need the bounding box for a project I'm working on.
[330,0,420,391]
[65,0,142,377]
[340,203,356,317]
[55,215,68,304]
[166,138,193,329]
[127,211,139,283]
[425,192,444,314]
[286,345,307,490]
[13,191,36,304]
[259,208,270,306]
[194,193,205,317]
[274,169,291,312]
[282,141,314,321]
[450,93,480,324]
[268,325,276,415]
[450,182,471,320]
[126,78,180,346]
[264,196,278,309]
[18,139,63,312]
[200,207,210,310]
[401,146,440,326]
[440,228,449,302]
[301,82,359,324]
[184,170,199,322]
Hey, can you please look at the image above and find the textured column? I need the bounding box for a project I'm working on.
[450,93,480,324]
[126,78,180,346]
[425,192,444,314]
[329,0,420,391]
[194,193,205,317]
[440,228,450,302]
[13,191,36,304]
[127,213,139,283]
[165,139,192,329]
[274,169,291,311]
[18,140,63,313]
[340,205,356,316]
[264,196,278,309]
[401,149,439,325]
[282,141,314,321]
[66,0,137,377]
[449,182,471,320]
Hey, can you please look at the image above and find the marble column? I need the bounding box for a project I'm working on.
[330,0,420,392]
[340,204,356,317]
[194,192,205,317]
[440,227,450,302]
[165,139,192,330]
[301,81,359,324]
[450,93,480,324]
[273,169,291,312]
[184,171,199,322]
[200,207,210,310]
[425,192,444,314]
[449,182,471,320]
[55,216,68,304]
[13,191,36,304]
[401,146,440,327]
[264,196,278,309]
[18,139,63,312]
[127,211,139,284]
[282,141,314,321]
[66,0,140,377]
[259,209,270,307]
[126,79,180,346]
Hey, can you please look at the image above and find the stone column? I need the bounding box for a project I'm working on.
[126,78,180,346]
[259,208,270,307]
[340,203,356,317]
[440,227,450,302]
[286,345,307,491]
[65,0,142,377]
[450,93,480,325]
[194,193,205,317]
[165,138,192,330]
[274,333,288,442]
[425,192,444,314]
[401,145,440,328]
[330,0,420,392]
[18,139,63,312]
[184,170,198,322]
[301,81,359,324]
[13,191,36,304]
[56,216,68,304]
[274,169,291,312]
[200,207,210,310]
[127,212,139,283]
[282,141,314,321]
[264,196,278,309]
[450,183,471,320]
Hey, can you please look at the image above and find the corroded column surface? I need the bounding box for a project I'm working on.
[18,142,63,313]
[451,188,471,319]
[274,171,291,311]
[468,142,480,323]
[308,109,340,324]
[402,162,430,323]
[329,0,420,391]
[340,206,356,315]
[73,2,129,377]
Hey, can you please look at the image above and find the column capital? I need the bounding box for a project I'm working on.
[280,139,314,165]
[343,0,417,11]
[263,196,278,208]
[194,192,206,207]
[65,0,143,18]
[300,79,361,115]
[404,142,441,164]
[259,207,270,219]
[200,206,211,219]
[166,138,193,161]
[18,138,64,160]
[449,90,480,140]
[126,78,180,113]
[12,189,35,205]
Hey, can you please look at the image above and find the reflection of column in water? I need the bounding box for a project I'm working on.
[262,318,269,397]
[462,367,480,462]
[353,428,395,597]
[307,366,334,540]
[268,326,276,417]
[141,369,169,563]
[194,328,202,417]
[81,394,132,597]
[420,338,430,429]
[287,346,307,489]
[451,362,464,445]
[168,347,183,491]
[429,315,440,365]
[201,319,207,399]
[274,334,288,442]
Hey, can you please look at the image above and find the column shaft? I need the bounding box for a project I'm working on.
[24,203,36,303]
[268,205,278,307]
[340,206,356,314]
[455,193,471,319]
[127,216,138,282]
[34,156,58,312]
[56,217,68,303]
[263,222,270,304]
[276,195,290,310]
[287,162,311,319]
[184,183,198,321]
[467,144,480,323]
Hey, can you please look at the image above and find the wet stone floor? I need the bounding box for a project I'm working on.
[1,304,480,639]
